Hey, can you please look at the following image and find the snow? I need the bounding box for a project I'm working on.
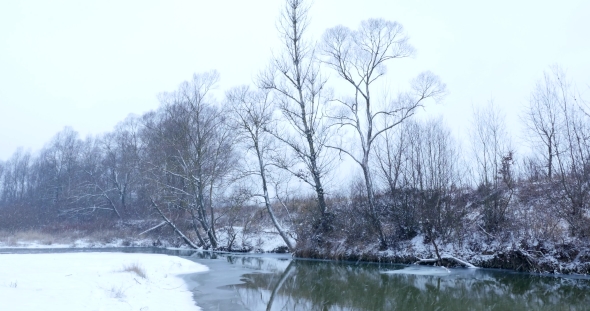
[0,238,156,249]
[0,252,208,311]
[0,223,294,254]
[383,266,451,276]
[214,226,292,252]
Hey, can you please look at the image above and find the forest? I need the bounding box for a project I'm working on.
[1,0,589,273]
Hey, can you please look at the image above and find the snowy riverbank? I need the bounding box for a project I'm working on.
[0,252,208,310]
[0,226,290,253]
[3,227,588,275]
[296,234,590,275]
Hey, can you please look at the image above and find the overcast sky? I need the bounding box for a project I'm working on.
[1,0,589,161]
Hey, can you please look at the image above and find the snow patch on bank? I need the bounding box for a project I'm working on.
[0,252,208,310]
[0,238,157,249]
[383,266,451,276]
[0,226,292,253]
[212,226,292,253]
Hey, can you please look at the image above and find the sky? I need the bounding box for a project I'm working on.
[1,0,589,161]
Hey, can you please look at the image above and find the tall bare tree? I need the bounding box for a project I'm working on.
[471,101,511,188]
[522,68,561,179]
[411,119,466,255]
[143,71,234,248]
[547,68,590,236]
[321,18,446,248]
[35,127,86,215]
[104,117,143,216]
[258,0,332,224]
[226,85,296,251]
[72,137,123,218]
[74,116,144,220]
[375,123,407,196]
[470,101,514,233]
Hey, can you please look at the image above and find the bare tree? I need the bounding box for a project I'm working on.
[375,124,407,196]
[226,85,296,251]
[413,119,466,256]
[470,101,514,233]
[0,161,4,199]
[520,67,590,236]
[548,68,590,236]
[374,122,420,239]
[101,116,143,217]
[321,18,446,248]
[73,116,144,220]
[522,68,561,179]
[258,0,332,224]
[72,137,124,218]
[35,127,87,215]
[0,148,32,203]
[471,101,511,188]
[143,71,234,248]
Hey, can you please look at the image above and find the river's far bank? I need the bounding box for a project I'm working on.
[0,226,290,253]
[294,234,590,275]
[3,227,590,275]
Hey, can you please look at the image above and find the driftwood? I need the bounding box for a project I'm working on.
[415,255,477,268]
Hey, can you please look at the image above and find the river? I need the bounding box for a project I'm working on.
[3,248,589,310]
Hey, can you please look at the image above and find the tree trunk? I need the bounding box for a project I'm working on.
[362,156,387,249]
[257,144,296,251]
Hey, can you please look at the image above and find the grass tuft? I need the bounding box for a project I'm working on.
[109,286,126,299]
[121,262,147,279]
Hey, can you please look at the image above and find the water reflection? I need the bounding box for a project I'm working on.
[223,259,590,311]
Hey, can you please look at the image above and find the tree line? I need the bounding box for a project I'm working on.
[1,0,588,254]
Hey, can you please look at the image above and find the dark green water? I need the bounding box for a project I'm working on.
[3,248,590,310]
[183,252,590,311]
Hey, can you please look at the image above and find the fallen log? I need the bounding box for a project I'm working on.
[415,255,477,268]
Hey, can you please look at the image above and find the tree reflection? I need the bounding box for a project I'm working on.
[228,259,590,311]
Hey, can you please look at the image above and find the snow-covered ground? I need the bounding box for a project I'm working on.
[0,238,155,249]
[0,252,208,310]
[0,226,291,253]
[215,226,292,252]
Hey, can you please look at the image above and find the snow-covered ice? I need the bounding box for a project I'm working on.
[382,266,451,276]
[0,252,208,310]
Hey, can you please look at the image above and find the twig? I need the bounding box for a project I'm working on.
[139,221,167,236]
[478,224,496,239]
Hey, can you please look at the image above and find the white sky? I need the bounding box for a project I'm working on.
[1,0,589,161]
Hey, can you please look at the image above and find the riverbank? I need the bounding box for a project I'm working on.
[295,234,590,275]
[0,225,291,254]
[3,228,589,275]
[0,252,208,310]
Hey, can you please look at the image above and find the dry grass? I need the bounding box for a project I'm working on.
[0,227,138,247]
[109,286,126,299]
[92,230,122,244]
[0,230,58,246]
[121,262,147,279]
